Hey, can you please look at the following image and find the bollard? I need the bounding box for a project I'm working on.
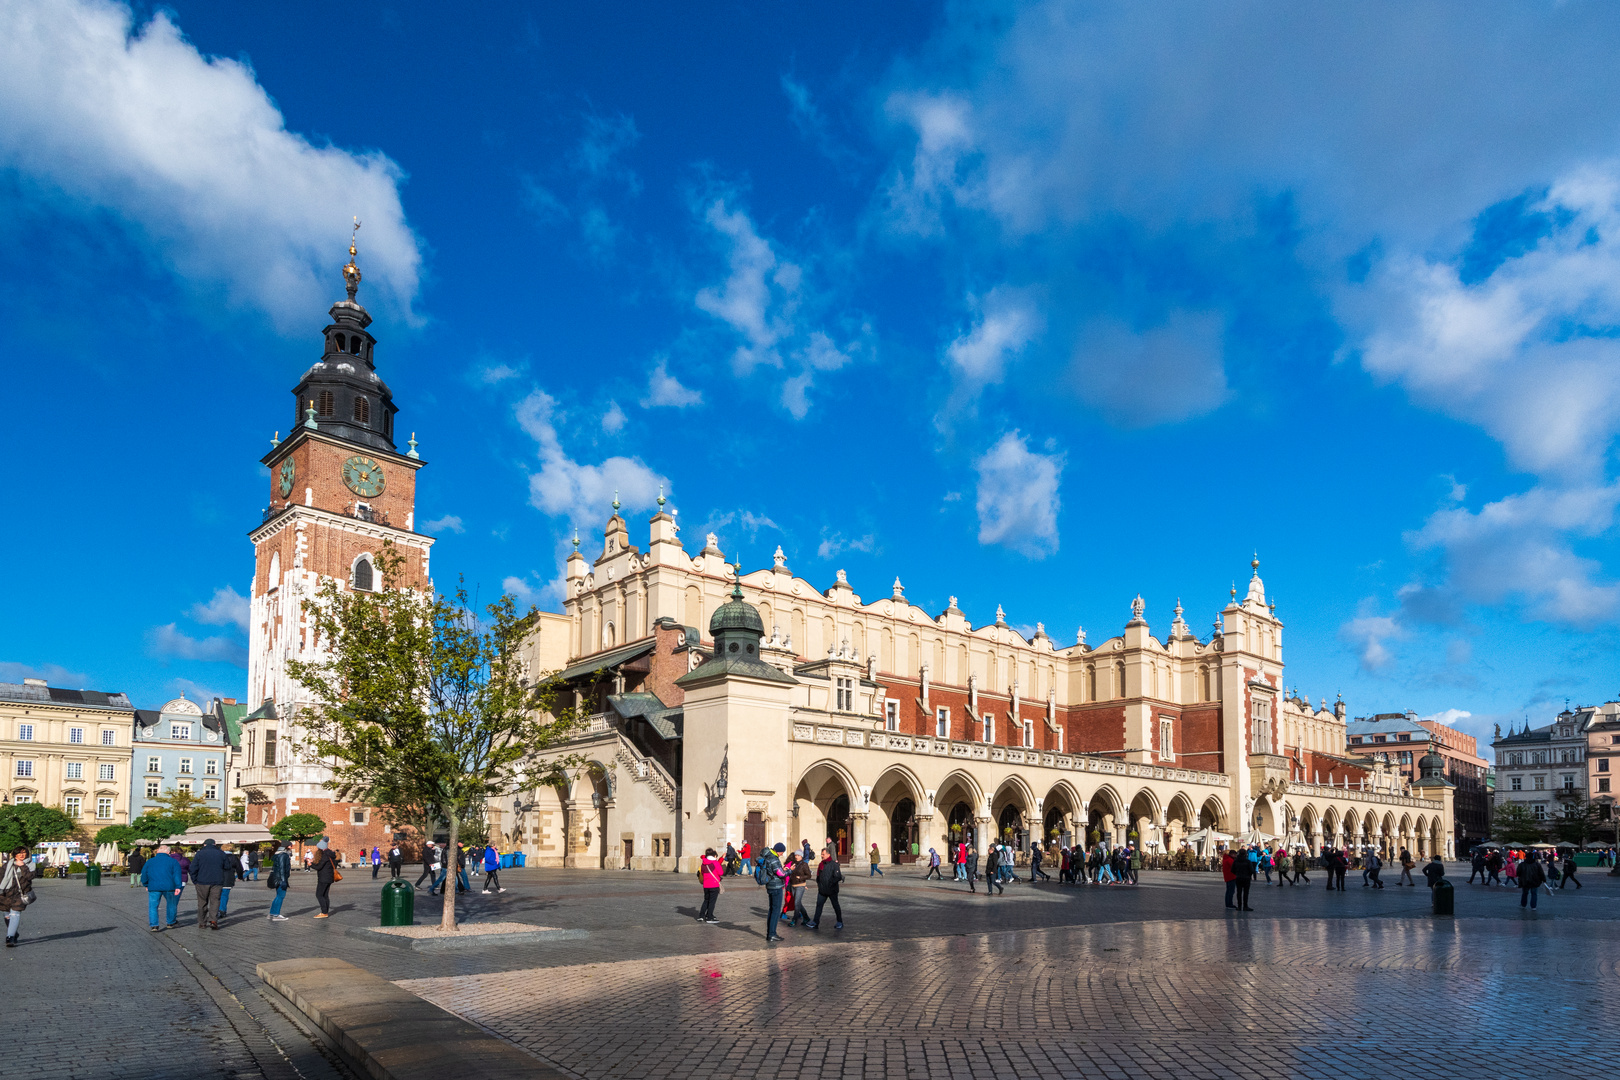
[1432,878,1454,916]
[86,864,101,887]
[380,878,415,926]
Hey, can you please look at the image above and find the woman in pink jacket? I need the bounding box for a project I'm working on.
[697,848,724,924]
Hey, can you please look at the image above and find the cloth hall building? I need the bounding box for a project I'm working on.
[495,514,1457,872]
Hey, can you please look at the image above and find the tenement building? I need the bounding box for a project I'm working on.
[1491,704,1609,826]
[233,233,431,856]
[1346,711,1490,847]
[0,679,134,828]
[1585,705,1620,843]
[130,695,234,820]
[494,516,1456,870]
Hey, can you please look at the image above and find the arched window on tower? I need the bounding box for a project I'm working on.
[317,390,335,417]
[383,410,393,437]
[353,556,374,592]
[354,396,370,425]
[1114,662,1126,700]
[349,336,362,356]
[334,333,347,353]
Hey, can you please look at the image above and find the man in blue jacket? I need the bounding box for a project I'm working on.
[140,843,183,931]
[481,844,505,893]
[190,838,231,930]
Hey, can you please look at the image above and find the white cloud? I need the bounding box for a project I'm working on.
[1339,613,1405,673]
[600,401,627,434]
[188,586,250,635]
[516,389,666,524]
[0,661,90,688]
[479,363,522,384]
[0,0,420,330]
[1419,708,1473,730]
[502,575,543,609]
[424,514,465,535]
[1070,311,1229,427]
[936,286,1043,427]
[147,624,247,667]
[974,431,1063,558]
[693,197,865,417]
[641,359,702,409]
[817,531,876,560]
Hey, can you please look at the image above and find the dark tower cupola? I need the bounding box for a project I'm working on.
[290,222,399,452]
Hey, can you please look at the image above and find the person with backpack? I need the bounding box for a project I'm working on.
[1517,850,1546,909]
[923,847,943,880]
[697,847,724,923]
[810,844,845,928]
[1029,843,1050,883]
[1292,850,1310,885]
[267,840,293,922]
[1560,851,1582,889]
[1422,854,1446,888]
[757,842,787,942]
[388,844,403,879]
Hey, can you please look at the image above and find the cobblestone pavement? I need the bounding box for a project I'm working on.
[31,864,1620,1079]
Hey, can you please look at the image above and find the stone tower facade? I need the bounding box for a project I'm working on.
[236,234,434,855]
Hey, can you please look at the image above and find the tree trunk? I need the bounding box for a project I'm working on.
[440,814,459,931]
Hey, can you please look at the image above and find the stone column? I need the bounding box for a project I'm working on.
[562,801,583,869]
[913,814,934,862]
[974,816,993,854]
[850,813,869,866]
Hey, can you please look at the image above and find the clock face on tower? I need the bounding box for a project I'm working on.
[277,458,296,498]
[342,455,386,498]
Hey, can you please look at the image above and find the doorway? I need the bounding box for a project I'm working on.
[828,794,851,859]
[891,798,919,863]
[743,811,765,854]
[621,837,633,869]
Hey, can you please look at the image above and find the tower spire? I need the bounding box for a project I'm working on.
[342,217,362,301]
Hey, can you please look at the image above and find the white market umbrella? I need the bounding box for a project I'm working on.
[94,843,121,866]
[47,846,70,867]
[176,823,273,845]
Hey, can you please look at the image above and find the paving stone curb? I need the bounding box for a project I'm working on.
[340,924,588,951]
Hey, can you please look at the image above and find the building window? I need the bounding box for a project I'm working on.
[1510,752,1523,765]
[179,758,193,774]
[1563,774,1577,790]
[1251,698,1272,754]
[1350,736,1362,745]
[352,808,369,825]
[203,782,218,801]
[11,796,30,804]
[1533,776,1544,790]
[1601,778,1612,793]
[171,723,191,741]
[353,556,374,592]
[101,729,115,746]
[264,732,277,767]
[1511,777,1522,791]
[1114,662,1126,699]
[1397,733,1410,742]
[354,395,371,424]
[146,756,160,774]
[1373,735,1387,744]
[317,389,335,417]
[145,780,160,799]
[1600,759,1610,773]
[835,677,854,712]
[1022,720,1034,748]
[14,760,32,778]
[1399,752,1412,765]
[64,797,81,819]
[17,724,32,741]
[66,762,82,780]
[1199,665,1211,702]
[983,713,995,744]
[177,780,192,794]
[97,798,113,819]
[69,727,84,744]
[1160,718,1174,760]
[99,763,115,782]
[1087,665,1097,701]
[884,700,899,732]
[936,707,950,739]
[205,759,219,776]
[1532,803,1546,820]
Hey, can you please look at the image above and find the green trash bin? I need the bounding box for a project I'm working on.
[380,878,414,926]
[1432,878,1454,916]
[85,864,101,887]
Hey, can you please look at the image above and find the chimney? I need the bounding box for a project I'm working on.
[223,698,238,705]
[22,678,46,687]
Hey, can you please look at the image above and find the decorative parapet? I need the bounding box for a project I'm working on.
[791,720,1229,789]
[1284,780,1444,811]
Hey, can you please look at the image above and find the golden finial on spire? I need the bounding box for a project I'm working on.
[342,216,363,301]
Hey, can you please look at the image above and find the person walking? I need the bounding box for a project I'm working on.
[1367,849,1385,889]
[482,843,505,893]
[1029,843,1050,883]
[1,845,35,947]
[869,842,884,876]
[738,841,753,879]
[984,844,1005,896]
[454,844,471,893]
[1423,853,1446,888]
[1334,848,1350,891]
[1292,850,1310,885]
[696,848,724,923]
[268,840,293,922]
[923,847,943,880]
[416,843,438,891]
[141,843,183,931]
[371,846,382,880]
[1397,848,1417,886]
[1128,844,1142,885]
[190,838,230,930]
[1231,845,1256,911]
[1260,848,1273,885]
[1486,849,1504,886]
[310,838,338,918]
[217,845,241,919]
[810,845,845,928]
[786,852,812,928]
[759,843,787,942]
[1560,851,1582,889]
[1221,849,1238,908]
[127,846,147,889]
[388,844,403,879]
[1468,849,1486,884]
[965,847,980,893]
[1517,851,1546,909]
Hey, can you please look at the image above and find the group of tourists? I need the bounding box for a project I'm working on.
[698,836,849,941]
[412,841,508,896]
[1465,846,1583,907]
[135,837,337,928]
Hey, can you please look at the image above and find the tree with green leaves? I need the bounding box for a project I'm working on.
[287,544,586,929]
[94,824,134,850]
[269,812,327,851]
[1492,800,1545,845]
[127,813,191,843]
[147,787,223,829]
[0,803,75,852]
[228,796,246,824]
[1553,797,1602,847]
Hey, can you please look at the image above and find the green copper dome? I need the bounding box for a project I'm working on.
[710,578,764,637]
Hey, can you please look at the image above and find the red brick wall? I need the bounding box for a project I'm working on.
[1062,704,1127,755]
[642,623,692,707]
[1177,703,1224,771]
[1291,749,1371,786]
[255,796,400,864]
[266,435,420,526]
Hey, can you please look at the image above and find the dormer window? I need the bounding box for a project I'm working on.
[354,396,370,425]
[317,390,335,417]
[353,556,374,592]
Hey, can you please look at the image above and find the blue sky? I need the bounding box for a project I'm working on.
[3,0,1619,747]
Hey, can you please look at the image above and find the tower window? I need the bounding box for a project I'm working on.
[317,390,335,417]
[350,335,362,355]
[334,333,347,353]
[353,556,374,592]
[354,396,371,424]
